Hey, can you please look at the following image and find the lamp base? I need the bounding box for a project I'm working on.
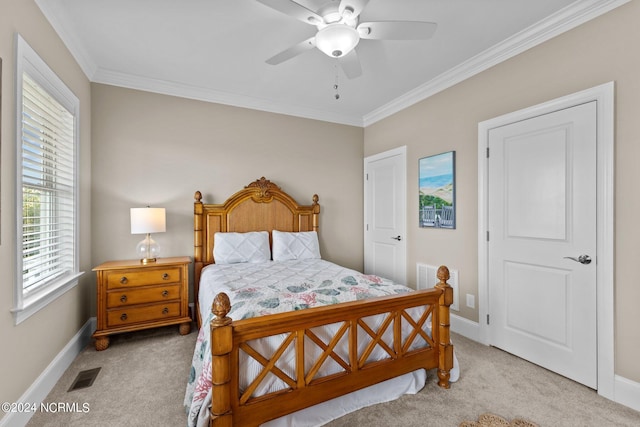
[136,234,161,264]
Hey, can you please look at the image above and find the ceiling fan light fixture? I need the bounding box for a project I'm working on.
[315,24,360,58]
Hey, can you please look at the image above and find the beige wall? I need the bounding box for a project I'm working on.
[90,84,364,309]
[0,0,93,413]
[364,1,640,382]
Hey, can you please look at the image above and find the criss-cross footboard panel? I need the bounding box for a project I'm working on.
[209,274,453,427]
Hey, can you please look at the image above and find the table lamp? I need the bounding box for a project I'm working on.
[130,207,166,264]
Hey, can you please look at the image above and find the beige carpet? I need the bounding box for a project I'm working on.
[27,325,197,427]
[27,327,640,427]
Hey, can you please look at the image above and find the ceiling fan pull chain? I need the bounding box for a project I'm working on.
[334,65,341,100]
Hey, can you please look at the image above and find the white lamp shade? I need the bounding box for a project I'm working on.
[130,207,166,234]
[315,24,360,58]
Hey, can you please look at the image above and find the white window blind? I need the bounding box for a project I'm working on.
[13,34,82,324]
[20,73,76,292]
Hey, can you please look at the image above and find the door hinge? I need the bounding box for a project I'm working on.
[366,173,369,180]
[486,231,490,241]
[366,224,369,231]
[486,147,490,158]
[487,314,490,325]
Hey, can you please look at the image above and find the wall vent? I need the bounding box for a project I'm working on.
[416,263,459,311]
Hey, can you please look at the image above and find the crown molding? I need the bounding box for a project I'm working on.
[362,0,630,127]
[36,0,362,126]
[37,0,628,128]
[36,0,98,80]
[91,68,363,126]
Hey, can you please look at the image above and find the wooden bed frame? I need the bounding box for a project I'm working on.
[193,177,453,427]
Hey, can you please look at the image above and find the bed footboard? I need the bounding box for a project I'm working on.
[209,266,453,427]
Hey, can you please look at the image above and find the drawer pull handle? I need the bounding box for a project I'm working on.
[120,295,128,303]
[162,273,170,280]
[120,313,128,321]
[162,290,169,297]
[162,307,169,315]
[120,276,128,284]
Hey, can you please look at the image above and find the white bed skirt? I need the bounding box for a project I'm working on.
[264,369,425,427]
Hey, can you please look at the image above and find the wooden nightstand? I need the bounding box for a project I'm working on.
[92,256,192,351]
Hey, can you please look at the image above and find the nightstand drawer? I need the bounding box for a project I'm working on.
[105,267,182,289]
[107,302,181,327]
[106,284,181,308]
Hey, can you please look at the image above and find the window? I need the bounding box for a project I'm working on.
[13,34,83,324]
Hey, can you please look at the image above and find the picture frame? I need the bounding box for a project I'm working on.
[419,151,455,229]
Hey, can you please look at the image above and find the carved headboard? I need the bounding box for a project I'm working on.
[193,177,320,320]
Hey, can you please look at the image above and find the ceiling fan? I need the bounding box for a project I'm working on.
[256,0,437,79]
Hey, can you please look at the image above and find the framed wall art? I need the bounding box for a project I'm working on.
[419,151,455,229]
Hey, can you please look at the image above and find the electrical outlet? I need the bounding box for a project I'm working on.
[466,294,475,309]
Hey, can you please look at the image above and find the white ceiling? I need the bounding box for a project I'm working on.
[36,0,621,126]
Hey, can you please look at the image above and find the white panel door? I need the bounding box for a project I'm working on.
[488,102,597,388]
[364,147,406,285]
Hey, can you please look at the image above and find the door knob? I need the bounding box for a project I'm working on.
[391,235,402,241]
[564,255,592,265]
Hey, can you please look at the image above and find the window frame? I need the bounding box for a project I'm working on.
[12,34,83,325]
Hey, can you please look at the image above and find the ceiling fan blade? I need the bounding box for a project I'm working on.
[358,21,437,40]
[256,0,323,25]
[338,50,362,79]
[339,0,370,19]
[266,37,316,65]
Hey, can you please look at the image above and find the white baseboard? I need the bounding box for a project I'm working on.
[450,312,480,342]
[0,317,96,427]
[614,374,640,412]
[449,313,640,413]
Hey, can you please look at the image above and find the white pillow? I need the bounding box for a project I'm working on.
[272,230,321,261]
[213,231,270,264]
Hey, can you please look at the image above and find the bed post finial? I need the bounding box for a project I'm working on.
[437,265,450,283]
[435,265,453,389]
[212,293,232,326]
[210,292,233,426]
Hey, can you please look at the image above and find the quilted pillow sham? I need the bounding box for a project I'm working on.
[213,231,270,264]
[272,230,321,261]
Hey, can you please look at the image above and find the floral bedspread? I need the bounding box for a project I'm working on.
[184,259,413,427]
